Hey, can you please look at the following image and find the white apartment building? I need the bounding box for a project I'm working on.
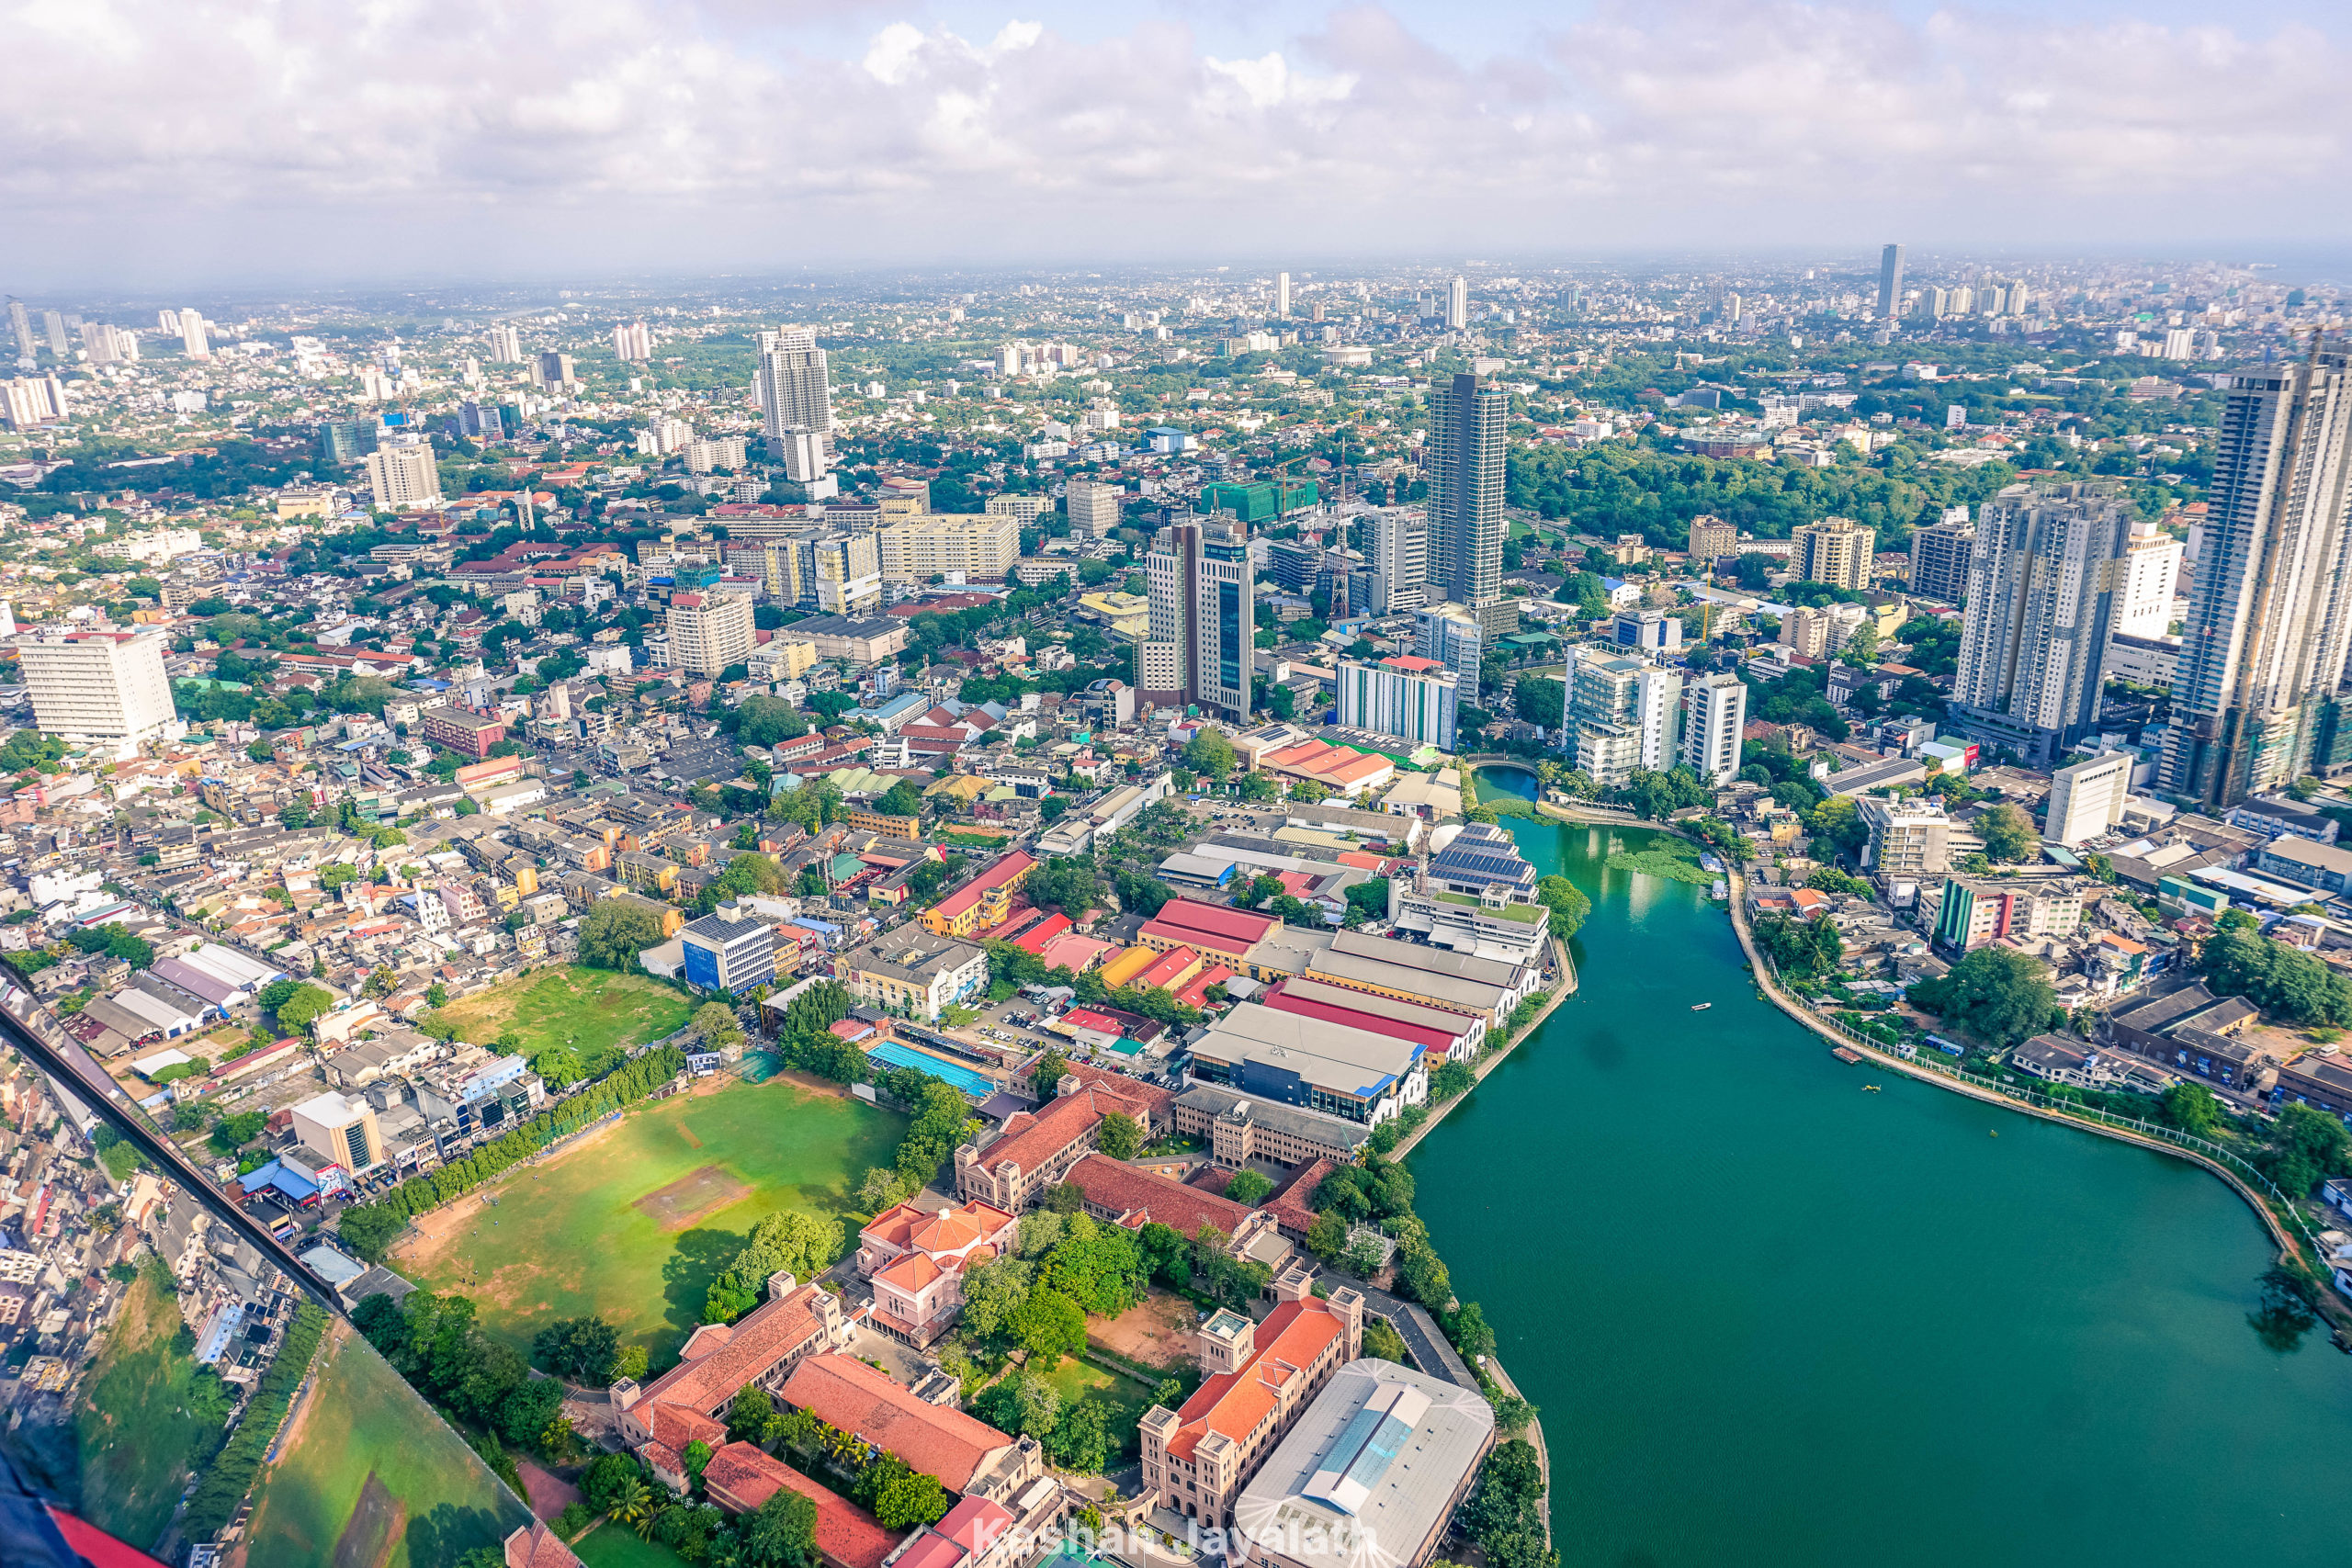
[1859,796,1955,875]
[176,309,210,359]
[665,592,756,677]
[486,322,522,363]
[876,513,1019,583]
[2114,519,2185,638]
[613,321,653,361]
[1680,671,1748,784]
[1065,479,1123,538]
[758,327,833,443]
[17,630,177,750]
[1634,666,1683,770]
[364,445,443,510]
[1369,509,1429,615]
[2045,750,2135,847]
[1335,655,1458,750]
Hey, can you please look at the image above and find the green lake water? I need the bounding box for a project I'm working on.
[1410,770,2352,1567]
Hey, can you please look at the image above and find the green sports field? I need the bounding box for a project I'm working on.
[74,1264,227,1551]
[429,966,697,1059]
[241,1322,527,1568]
[396,1077,905,1365]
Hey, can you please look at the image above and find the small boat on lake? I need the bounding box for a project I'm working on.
[1861,1084,1882,1093]
[1690,1002,1712,1011]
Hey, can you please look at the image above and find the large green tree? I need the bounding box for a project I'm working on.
[1907,946,2057,1050]
[1975,802,2038,863]
[578,899,665,971]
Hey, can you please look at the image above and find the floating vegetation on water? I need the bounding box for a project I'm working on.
[1604,839,1714,886]
[2248,1269,2320,1354]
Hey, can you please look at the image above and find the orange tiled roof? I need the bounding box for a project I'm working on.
[1165,1299,1345,1462]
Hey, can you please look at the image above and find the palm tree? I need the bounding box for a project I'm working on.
[607,1476,660,1539]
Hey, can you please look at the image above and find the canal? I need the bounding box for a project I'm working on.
[1409,769,2352,1567]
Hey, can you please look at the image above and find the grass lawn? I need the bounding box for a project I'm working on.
[574,1522,695,1568]
[1040,1357,1161,1459]
[74,1265,225,1551]
[396,1077,906,1366]
[242,1322,527,1568]
[430,966,697,1058]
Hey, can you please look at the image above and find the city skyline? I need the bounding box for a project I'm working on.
[6,2,2352,287]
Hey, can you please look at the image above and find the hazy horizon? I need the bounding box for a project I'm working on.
[8,0,2351,294]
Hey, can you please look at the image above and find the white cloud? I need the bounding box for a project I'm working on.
[0,0,2346,281]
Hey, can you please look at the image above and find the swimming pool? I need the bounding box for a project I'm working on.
[865,1038,997,1099]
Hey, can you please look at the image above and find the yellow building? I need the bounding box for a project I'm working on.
[1078,591,1151,643]
[919,851,1036,938]
[1097,944,1159,990]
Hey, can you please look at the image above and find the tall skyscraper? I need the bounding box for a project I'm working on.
[1909,516,1976,603]
[177,309,209,359]
[534,351,575,389]
[6,299,32,361]
[363,445,444,511]
[17,630,176,750]
[612,321,652,361]
[1792,516,1877,592]
[40,310,64,356]
[1426,373,1506,611]
[1445,276,1467,331]
[1275,273,1292,318]
[758,327,833,448]
[2161,344,2352,806]
[1368,508,1429,615]
[1681,671,1750,785]
[1142,518,1253,720]
[1950,481,2134,765]
[487,322,522,363]
[1877,243,1905,318]
[776,426,829,484]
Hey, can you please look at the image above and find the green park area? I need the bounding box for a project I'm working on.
[429,965,697,1061]
[241,1322,527,1568]
[395,1077,905,1365]
[73,1263,230,1551]
[1036,1359,1159,1459]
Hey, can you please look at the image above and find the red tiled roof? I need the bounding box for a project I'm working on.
[1260,1156,1336,1241]
[1066,1154,1252,1240]
[702,1444,899,1568]
[937,1495,1016,1555]
[1260,980,1465,1056]
[505,1520,584,1568]
[972,1087,1124,1179]
[1011,913,1072,954]
[1149,897,1277,947]
[780,1354,1012,1492]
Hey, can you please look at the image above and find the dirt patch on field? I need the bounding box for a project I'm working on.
[633,1165,749,1231]
[769,1068,852,1098]
[675,1120,704,1149]
[1091,1290,1200,1371]
[332,1472,405,1568]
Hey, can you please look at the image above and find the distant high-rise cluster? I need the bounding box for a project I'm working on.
[485,322,522,363]
[612,320,652,361]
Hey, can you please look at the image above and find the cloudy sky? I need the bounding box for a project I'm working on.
[6,0,2350,288]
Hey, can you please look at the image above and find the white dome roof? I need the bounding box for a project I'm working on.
[1428,822,1464,854]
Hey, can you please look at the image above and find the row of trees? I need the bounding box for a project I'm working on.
[354,1290,572,1461]
[336,1044,688,1257]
